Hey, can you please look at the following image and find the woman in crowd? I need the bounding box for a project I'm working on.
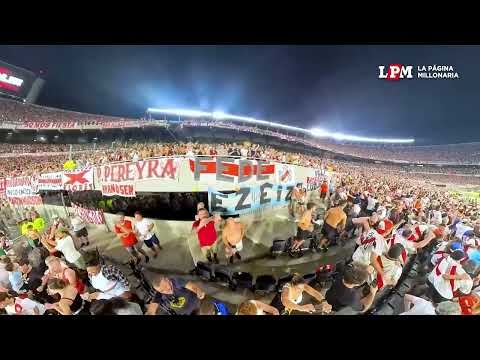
[37,256,85,295]
[276,274,332,314]
[45,278,88,315]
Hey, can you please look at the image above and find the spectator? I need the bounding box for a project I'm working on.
[45,278,87,315]
[192,208,221,264]
[70,214,89,248]
[222,217,245,264]
[276,274,332,314]
[0,291,45,315]
[133,211,162,258]
[84,255,130,301]
[236,300,279,315]
[146,275,205,315]
[114,212,149,264]
[325,262,378,313]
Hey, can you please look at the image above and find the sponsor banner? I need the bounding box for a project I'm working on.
[101,182,136,197]
[7,196,43,206]
[38,172,63,191]
[71,203,104,225]
[97,158,180,183]
[189,157,276,185]
[6,177,38,198]
[63,168,94,192]
[208,182,295,216]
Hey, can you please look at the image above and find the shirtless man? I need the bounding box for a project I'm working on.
[319,200,347,252]
[222,217,246,264]
[293,203,318,252]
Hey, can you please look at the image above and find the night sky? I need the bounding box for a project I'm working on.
[0,45,478,145]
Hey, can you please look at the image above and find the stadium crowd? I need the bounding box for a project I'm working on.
[1,141,480,185]
[0,148,479,315]
[2,96,480,165]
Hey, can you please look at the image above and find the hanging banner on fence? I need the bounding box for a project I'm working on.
[5,176,42,205]
[38,172,63,191]
[305,169,327,191]
[101,182,136,198]
[190,157,276,184]
[275,164,295,184]
[71,202,105,225]
[97,158,180,184]
[208,182,295,215]
[7,196,43,206]
[63,168,94,192]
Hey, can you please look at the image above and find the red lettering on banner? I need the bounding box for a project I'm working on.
[126,163,135,181]
[160,159,176,179]
[118,164,126,182]
[189,159,275,177]
[148,159,160,179]
[110,165,117,182]
[136,161,146,180]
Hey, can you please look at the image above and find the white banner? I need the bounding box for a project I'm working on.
[38,172,63,191]
[63,168,94,192]
[6,176,42,206]
[6,177,38,198]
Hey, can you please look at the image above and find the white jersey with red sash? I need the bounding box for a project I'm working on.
[431,241,449,266]
[388,230,413,264]
[375,255,402,289]
[428,256,473,300]
[377,219,393,237]
[352,229,387,266]
[407,224,429,242]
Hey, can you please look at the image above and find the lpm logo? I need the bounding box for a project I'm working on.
[378,64,413,80]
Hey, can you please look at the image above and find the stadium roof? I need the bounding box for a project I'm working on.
[147,108,415,144]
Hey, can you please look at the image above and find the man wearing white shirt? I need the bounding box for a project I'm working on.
[134,211,162,258]
[366,194,377,216]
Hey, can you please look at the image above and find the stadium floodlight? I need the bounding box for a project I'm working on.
[212,111,227,120]
[147,108,211,118]
[311,127,415,144]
